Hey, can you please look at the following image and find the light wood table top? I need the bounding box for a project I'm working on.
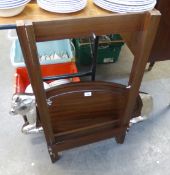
[0,0,114,27]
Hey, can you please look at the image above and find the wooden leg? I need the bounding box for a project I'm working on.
[115,132,126,144]
[48,147,60,163]
[148,61,155,71]
[50,153,60,163]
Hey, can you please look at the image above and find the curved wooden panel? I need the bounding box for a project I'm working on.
[46,81,128,133]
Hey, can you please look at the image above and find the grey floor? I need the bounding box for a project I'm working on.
[0,30,170,175]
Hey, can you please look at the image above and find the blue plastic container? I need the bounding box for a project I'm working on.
[10,39,75,67]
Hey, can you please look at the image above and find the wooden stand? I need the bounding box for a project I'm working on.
[0,1,160,163]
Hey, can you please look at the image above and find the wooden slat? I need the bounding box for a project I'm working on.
[16,21,55,145]
[122,10,161,125]
[33,13,147,41]
[54,120,120,142]
[52,126,127,152]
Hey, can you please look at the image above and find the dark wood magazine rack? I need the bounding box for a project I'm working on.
[15,10,160,162]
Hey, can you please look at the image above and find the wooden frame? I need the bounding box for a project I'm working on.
[16,10,160,163]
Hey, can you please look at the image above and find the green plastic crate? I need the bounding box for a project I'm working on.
[73,34,124,65]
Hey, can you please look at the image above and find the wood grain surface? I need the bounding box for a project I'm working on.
[14,4,160,162]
